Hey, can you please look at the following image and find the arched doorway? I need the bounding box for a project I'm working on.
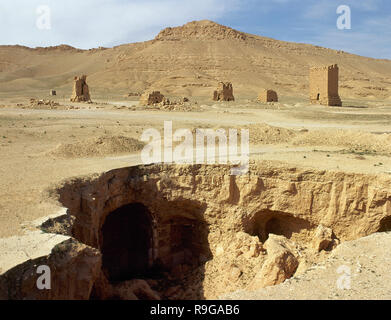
[101,203,153,282]
[378,216,391,232]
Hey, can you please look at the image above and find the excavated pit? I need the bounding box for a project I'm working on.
[33,162,391,300]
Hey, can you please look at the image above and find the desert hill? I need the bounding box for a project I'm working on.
[1,20,391,100]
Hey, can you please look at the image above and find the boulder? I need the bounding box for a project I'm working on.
[0,238,101,300]
[248,234,298,290]
[312,225,335,252]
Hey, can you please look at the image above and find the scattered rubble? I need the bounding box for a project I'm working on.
[139,93,199,111]
[29,99,60,109]
[125,92,142,97]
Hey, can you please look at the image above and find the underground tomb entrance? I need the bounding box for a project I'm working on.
[378,216,391,233]
[161,216,211,270]
[94,199,212,299]
[101,203,153,282]
[248,209,314,243]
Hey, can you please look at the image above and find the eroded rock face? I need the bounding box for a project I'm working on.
[52,163,391,299]
[0,239,101,300]
[248,234,298,290]
[155,20,247,41]
[57,163,391,249]
[312,225,335,252]
[70,75,91,102]
[3,162,391,300]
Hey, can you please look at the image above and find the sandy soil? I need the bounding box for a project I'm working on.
[1,95,391,239]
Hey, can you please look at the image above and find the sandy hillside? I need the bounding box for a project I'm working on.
[1,20,391,100]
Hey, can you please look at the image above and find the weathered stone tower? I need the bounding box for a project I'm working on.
[70,75,91,102]
[213,82,235,102]
[309,64,342,106]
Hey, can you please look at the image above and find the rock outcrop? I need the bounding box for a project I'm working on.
[213,82,235,101]
[0,238,101,300]
[312,225,336,252]
[70,75,91,102]
[2,162,391,300]
[155,20,248,41]
[248,235,298,290]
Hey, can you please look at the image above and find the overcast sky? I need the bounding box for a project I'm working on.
[0,0,390,59]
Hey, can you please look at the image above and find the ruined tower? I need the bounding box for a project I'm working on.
[309,64,342,106]
[70,75,91,102]
[213,82,235,102]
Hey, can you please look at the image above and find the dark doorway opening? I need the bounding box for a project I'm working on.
[101,203,153,282]
[169,217,209,268]
[317,93,320,100]
[249,209,313,243]
[378,216,391,232]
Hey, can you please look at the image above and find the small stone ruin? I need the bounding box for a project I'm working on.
[258,89,278,103]
[139,90,165,106]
